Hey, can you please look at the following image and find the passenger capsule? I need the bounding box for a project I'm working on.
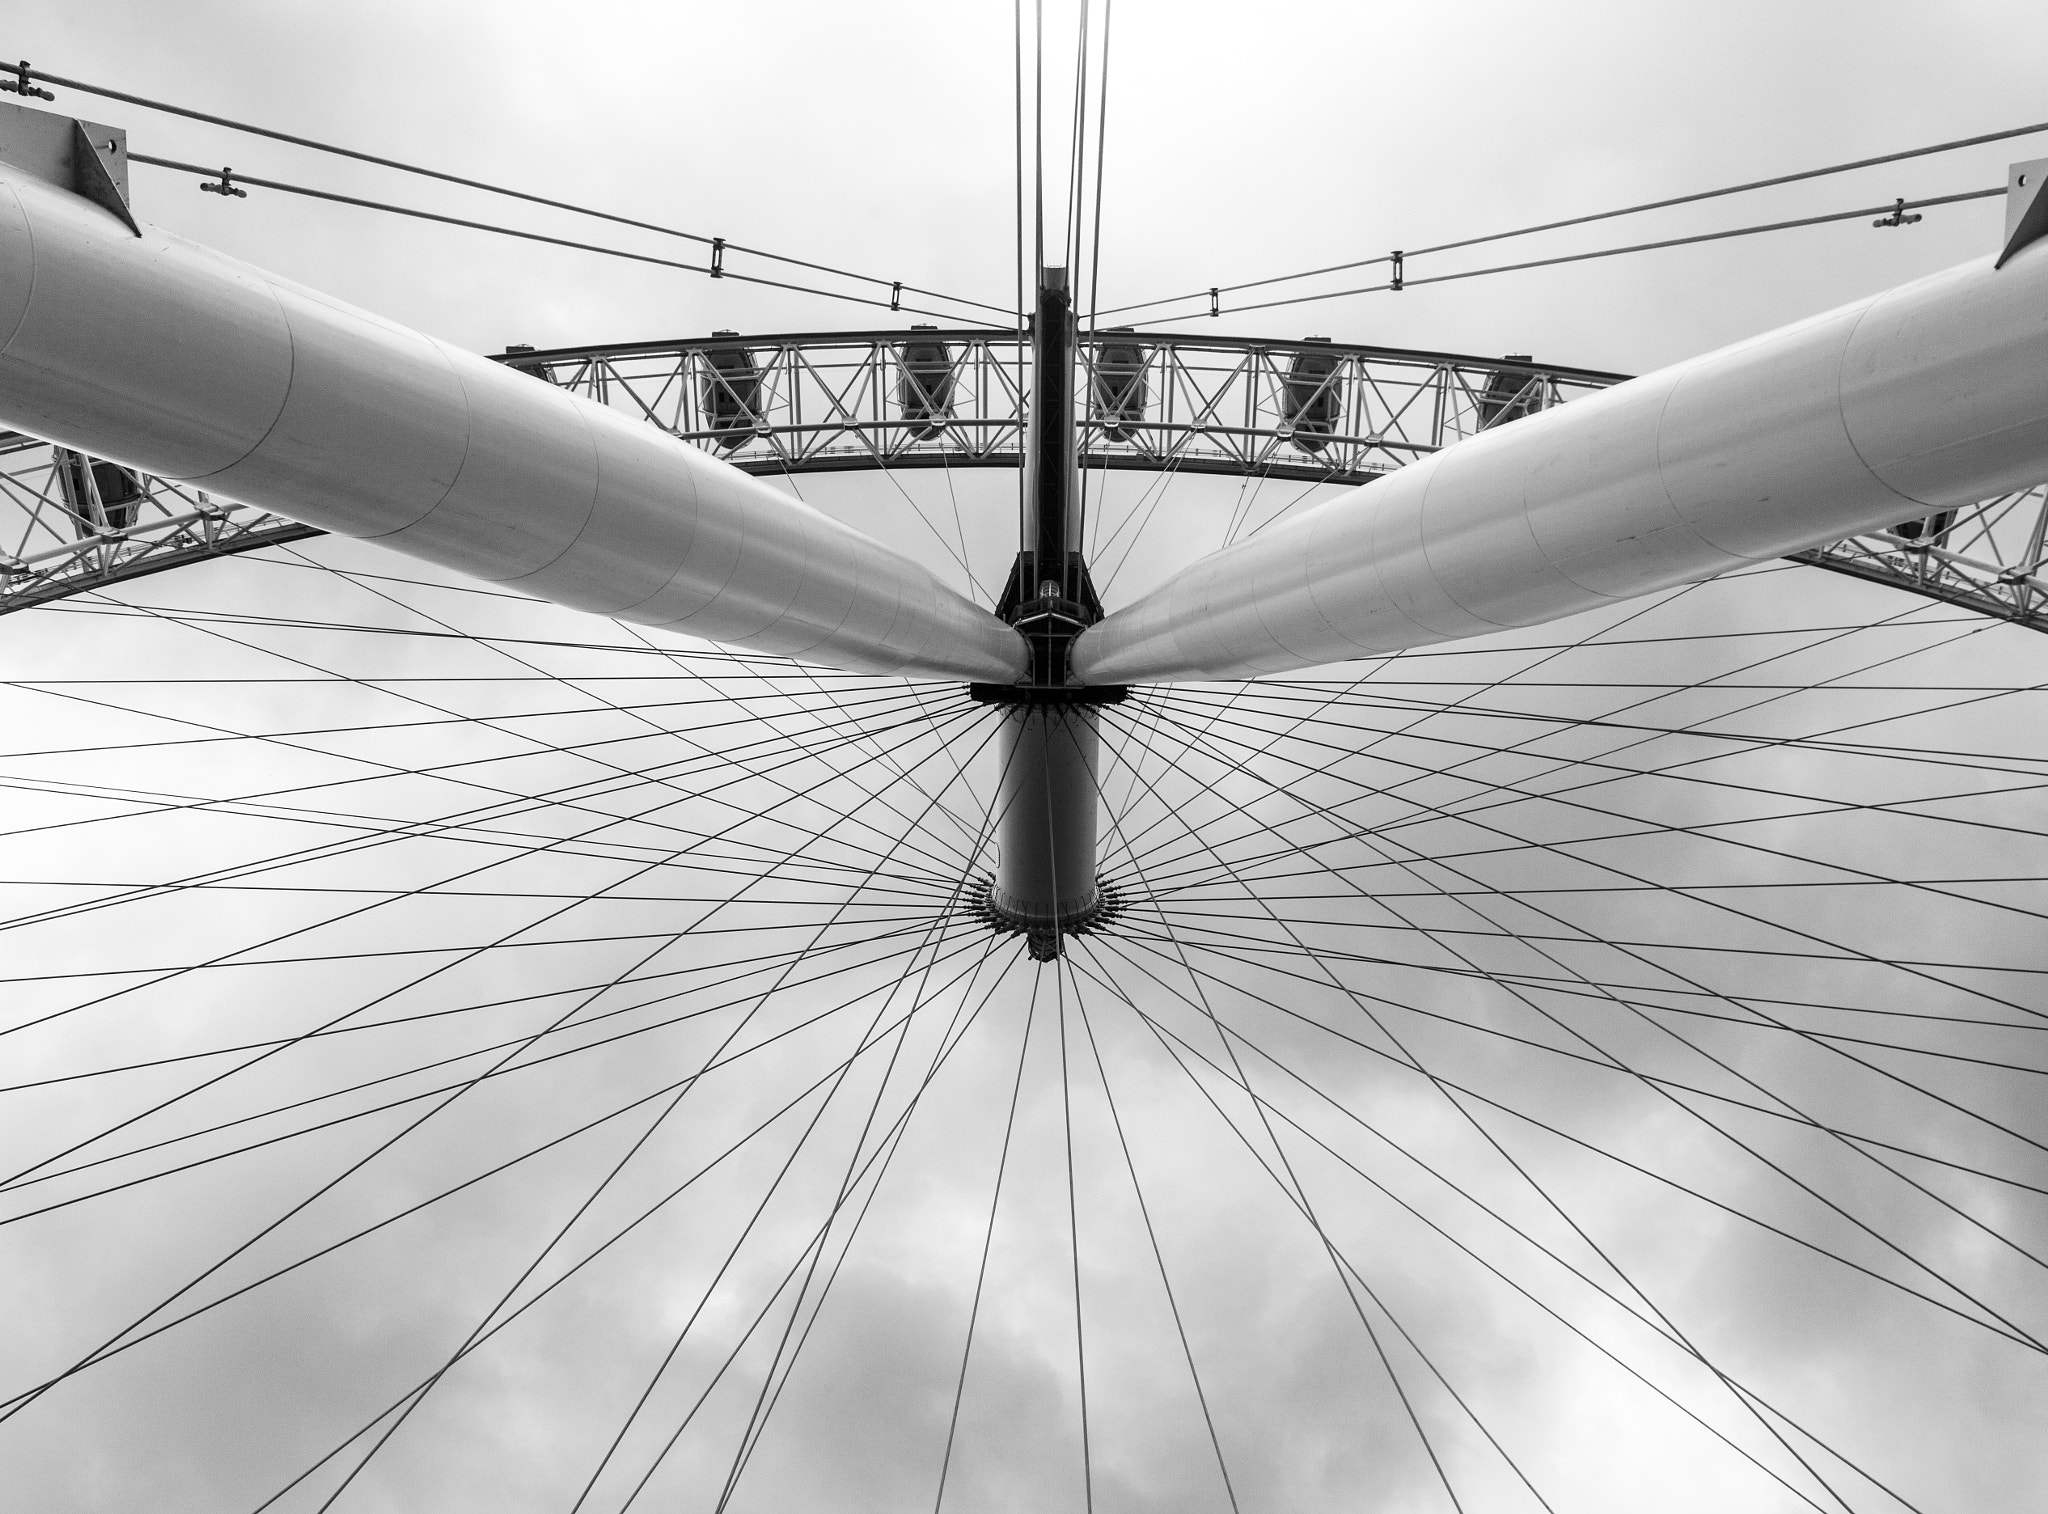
[1282,337,1343,454]
[1892,510,1955,542]
[500,343,555,384]
[1477,356,1541,429]
[1091,328,1149,443]
[55,448,143,536]
[700,331,763,450]
[897,325,954,441]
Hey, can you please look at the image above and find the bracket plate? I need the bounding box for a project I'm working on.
[1996,157,2048,269]
[0,100,139,235]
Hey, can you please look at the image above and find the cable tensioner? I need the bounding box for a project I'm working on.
[2,61,54,101]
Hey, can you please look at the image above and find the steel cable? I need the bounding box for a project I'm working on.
[7,63,1011,316]
[126,152,1008,327]
[1101,111,2046,320]
[1119,187,2005,328]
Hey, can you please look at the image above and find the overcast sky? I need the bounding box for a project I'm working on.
[9,0,2048,368]
[2,4,2046,1513]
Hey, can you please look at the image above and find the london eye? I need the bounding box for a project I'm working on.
[1,7,2045,1511]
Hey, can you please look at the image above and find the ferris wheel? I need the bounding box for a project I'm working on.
[1,20,2046,1514]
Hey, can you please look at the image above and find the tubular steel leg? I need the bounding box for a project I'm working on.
[988,704,1102,960]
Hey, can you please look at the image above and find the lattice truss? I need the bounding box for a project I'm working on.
[4,330,2044,632]
[0,431,317,614]
[1790,482,2048,629]
[502,330,1621,485]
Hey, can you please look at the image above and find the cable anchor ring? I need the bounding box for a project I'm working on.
[3,60,53,100]
[200,167,249,199]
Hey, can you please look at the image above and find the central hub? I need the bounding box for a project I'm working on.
[982,704,1111,960]
[971,265,1122,960]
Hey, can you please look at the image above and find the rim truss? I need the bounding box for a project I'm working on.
[0,431,319,615]
[1791,483,2048,629]
[497,328,1625,485]
[4,328,2045,635]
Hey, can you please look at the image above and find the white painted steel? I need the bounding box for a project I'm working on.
[1073,240,2048,684]
[0,166,1025,682]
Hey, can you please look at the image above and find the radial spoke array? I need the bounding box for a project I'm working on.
[1,516,2041,1512]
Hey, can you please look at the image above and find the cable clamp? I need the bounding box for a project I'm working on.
[890,280,902,311]
[1873,198,1922,229]
[2,60,53,101]
[1391,249,1404,291]
[709,237,725,277]
[200,167,248,199]
[1208,287,1219,317]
